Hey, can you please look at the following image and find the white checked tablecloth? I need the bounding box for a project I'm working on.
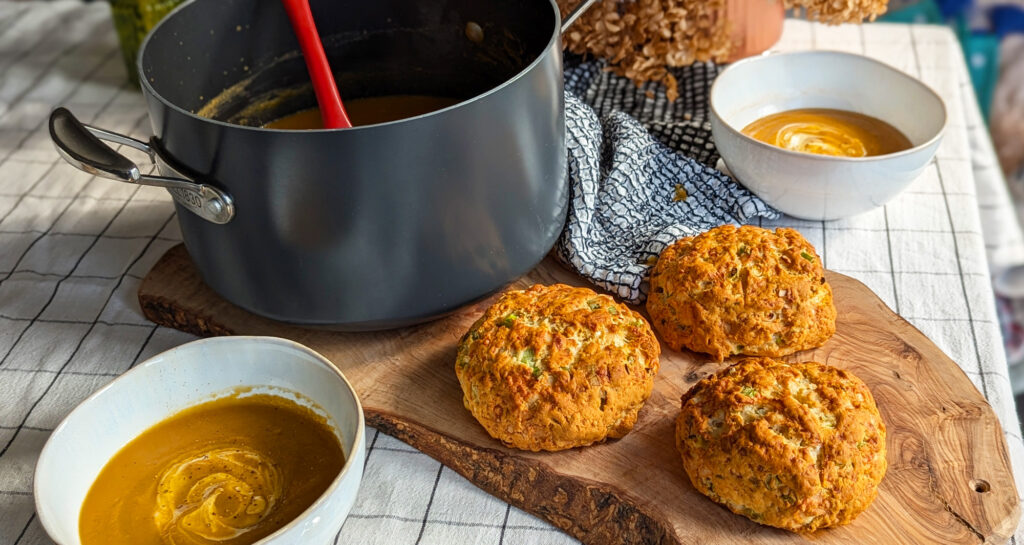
[1,2,1023,544]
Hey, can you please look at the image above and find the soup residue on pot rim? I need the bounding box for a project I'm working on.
[741,108,912,158]
[78,390,345,545]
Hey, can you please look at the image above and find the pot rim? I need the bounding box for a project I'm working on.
[137,0,562,133]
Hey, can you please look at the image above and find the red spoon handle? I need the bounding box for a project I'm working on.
[280,0,351,129]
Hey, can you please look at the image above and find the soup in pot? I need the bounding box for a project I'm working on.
[741,108,912,158]
[264,95,461,129]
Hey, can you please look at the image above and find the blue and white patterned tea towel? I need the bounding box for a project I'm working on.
[556,60,780,303]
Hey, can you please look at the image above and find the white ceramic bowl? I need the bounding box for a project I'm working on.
[710,50,947,220]
[34,336,365,545]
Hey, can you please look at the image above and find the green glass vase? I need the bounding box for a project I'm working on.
[109,0,186,86]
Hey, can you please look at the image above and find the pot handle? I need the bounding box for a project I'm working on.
[48,107,234,225]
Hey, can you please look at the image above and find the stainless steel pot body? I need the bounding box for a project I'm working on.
[58,0,567,329]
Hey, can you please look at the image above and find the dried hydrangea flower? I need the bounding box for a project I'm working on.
[784,0,887,24]
[558,0,888,101]
[559,0,732,101]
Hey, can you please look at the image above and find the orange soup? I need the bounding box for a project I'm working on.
[741,108,912,158]
[79,393,344,545]
[264,95,460,129]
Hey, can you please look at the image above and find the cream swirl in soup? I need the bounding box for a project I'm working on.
[155,447,282,543]
[741,108,912,158]
[79,393,344,545]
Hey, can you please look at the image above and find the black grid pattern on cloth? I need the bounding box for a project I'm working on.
[557,58,780,303]
[565,56,725,166]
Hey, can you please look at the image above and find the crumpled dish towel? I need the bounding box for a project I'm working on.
[555,58,781,304]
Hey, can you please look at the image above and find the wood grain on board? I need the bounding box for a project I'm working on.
[139,244,1020,544]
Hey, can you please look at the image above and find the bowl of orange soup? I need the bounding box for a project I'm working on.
[34,336,365,545]
[710,50,947,220]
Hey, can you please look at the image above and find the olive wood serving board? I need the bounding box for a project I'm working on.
[139,244,1020,544]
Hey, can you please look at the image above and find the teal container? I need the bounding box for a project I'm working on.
[880,0,999,122]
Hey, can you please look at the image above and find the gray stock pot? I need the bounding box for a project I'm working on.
[50,0,585,329]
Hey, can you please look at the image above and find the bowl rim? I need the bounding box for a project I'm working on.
[709,49,948,163]
[136,0,563,133]
[33,335,366,545]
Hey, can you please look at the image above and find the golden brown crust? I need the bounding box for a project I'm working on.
[646,225,836,361]
[676,357,887,532]
[455,284,661,452]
